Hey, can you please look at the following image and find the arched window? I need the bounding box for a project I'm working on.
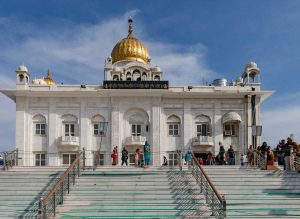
[91,115,106,136]
[154,75,160,81]
[61,114,78,137]
[33,114,47,135]
[195,115,211,136]
[129,113,145,136]
[142,72,147,81]
[126,72,131,81]
[222,112,241,136]
[133,70,141,81]
[19,74,24,82]
[167,115,181,136]
[113,75,119,81]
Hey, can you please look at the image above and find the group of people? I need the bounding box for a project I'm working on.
[275,138,300,171]
[216,142,239,166]
[111,141,151,167]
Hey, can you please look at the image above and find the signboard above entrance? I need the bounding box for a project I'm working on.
[103,80,169,89]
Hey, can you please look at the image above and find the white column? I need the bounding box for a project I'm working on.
[213,102,222,155]
[183,102,192,149]
[151,96,161,166]
[255,96,261,146]
[16,97,27,166]
[48,98,58,166]
[111,97,121,164]
[246,95,252,148]
[80,100,91,165]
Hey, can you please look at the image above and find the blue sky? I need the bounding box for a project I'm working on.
[0,0,300,151]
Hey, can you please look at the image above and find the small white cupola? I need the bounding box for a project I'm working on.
[241,62,261,85]
[16,64,30,84]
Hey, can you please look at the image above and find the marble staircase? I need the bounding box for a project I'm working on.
[54,167,211,218]
[0,167,65,218]
[202,166,300,218]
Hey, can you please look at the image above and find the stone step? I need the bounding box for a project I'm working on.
[55,209,211,218]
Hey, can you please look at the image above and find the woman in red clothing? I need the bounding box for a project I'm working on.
[267,147,274,166]
[111,146,118,165]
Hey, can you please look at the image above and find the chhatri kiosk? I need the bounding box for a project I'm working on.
[1,18,272,167]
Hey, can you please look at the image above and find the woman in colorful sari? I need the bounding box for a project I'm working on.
[111,146,118,165]
[144,141,151,166]
[134,149,140,167]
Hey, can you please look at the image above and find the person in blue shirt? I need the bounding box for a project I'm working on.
[184,151,192,169]
[0,155,3,166]
[144,141,151,166]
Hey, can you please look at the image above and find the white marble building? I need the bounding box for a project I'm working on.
[1,18,272,166]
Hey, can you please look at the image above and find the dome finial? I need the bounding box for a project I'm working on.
[47,68,51,77]
[128,16,133,38]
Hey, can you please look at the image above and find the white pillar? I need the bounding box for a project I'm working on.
[80,100,91,165]
[16,97,27,166]
[213,102,222,155]
[111,97,121,164]
[151,96,161,166]
[183,102,192,149]
[48,98,58,166]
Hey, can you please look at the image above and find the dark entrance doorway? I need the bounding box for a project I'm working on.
[193,152,209,165]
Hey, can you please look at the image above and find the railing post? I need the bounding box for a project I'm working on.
[67,173,70,194]
[222,195,226,218]
[83,147,86,171]
[200,173,203,193]
[211,192,215,216]
[205,180,208,204]
[53,192,56,217]
[77,157,80,177]
[61,181,64,204]
[264,153,267,170]
[15,148,18,166]
[4,153,7,171]
[72,166,75,185]
[38,197,43,218]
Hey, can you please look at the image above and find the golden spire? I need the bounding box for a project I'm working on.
[43,68,56,85]
[128,16,133,38]
[111,17,150,64]
[47,68,51,77]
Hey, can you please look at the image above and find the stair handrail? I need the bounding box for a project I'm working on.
[191,153,226,219]
[254,149,267,170]
[1,149,18,171]
[38,151,84,219]
[294,156,300,171]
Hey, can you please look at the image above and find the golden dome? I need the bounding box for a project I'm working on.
[43,69,56,85]
[111,17,150,64]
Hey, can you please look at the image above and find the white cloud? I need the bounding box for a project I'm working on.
[261,93,300,147]
[0,11,216,150]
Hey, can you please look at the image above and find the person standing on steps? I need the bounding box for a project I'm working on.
[219,142,226,165]
[111,146,118,165]
[184,151,192,169]
[284,138,293,171]
[177,150,183,171]
[162,156,168,166]
[134,149,140,167]
[121,147,129,166]
[144,141,151,167]
[247,145,254,166]
[227,145,235,165]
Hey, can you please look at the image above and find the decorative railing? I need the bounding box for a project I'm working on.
[254,150,267,170]
[125,136,147,145]
[59,136,80,146]
[1,149,18,171]
[191,153,226,219]
[294,156,300,171]
[38,151,85,218]
[192,136,213,145]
